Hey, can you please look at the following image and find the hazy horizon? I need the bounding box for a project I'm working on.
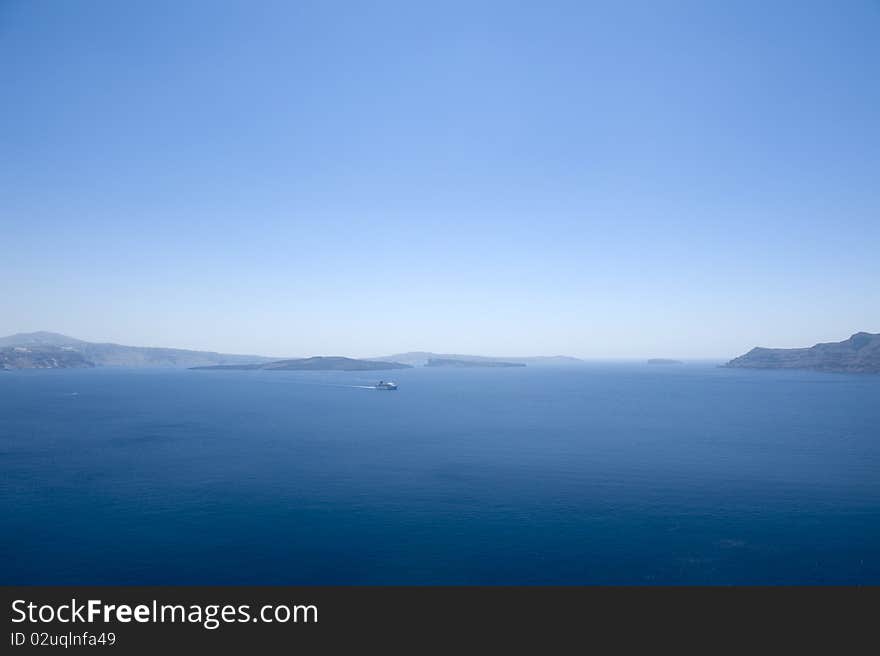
[1,327,876,362]
[2,1,878,359]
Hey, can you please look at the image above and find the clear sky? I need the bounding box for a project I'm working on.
[1,1,878,359]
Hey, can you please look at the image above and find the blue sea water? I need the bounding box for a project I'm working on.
[1,364,878,584]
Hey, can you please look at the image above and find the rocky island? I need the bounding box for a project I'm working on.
[725,332,880,374]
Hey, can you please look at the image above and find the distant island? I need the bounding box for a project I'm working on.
[0,331,583,371]
[377,352,581,367]
[647,359,683,365]
[192,356,411,371]
[425,358,525,368]
[725,332,880,374]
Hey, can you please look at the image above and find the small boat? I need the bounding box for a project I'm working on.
[375,380,398,390]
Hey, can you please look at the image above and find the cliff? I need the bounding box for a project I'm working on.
[724,332,880,373]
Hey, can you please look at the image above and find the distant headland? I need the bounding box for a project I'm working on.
[725,332,880,374]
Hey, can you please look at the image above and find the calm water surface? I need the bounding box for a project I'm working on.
[1,364,878,584]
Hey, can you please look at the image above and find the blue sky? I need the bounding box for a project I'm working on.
[1,1,878,358]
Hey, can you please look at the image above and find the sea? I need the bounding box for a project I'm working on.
[1,363,878,584]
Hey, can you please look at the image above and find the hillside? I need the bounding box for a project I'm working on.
[0,345,94,370]
[0,332,273,369]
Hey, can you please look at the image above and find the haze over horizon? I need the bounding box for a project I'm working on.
[2,1,878,359]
